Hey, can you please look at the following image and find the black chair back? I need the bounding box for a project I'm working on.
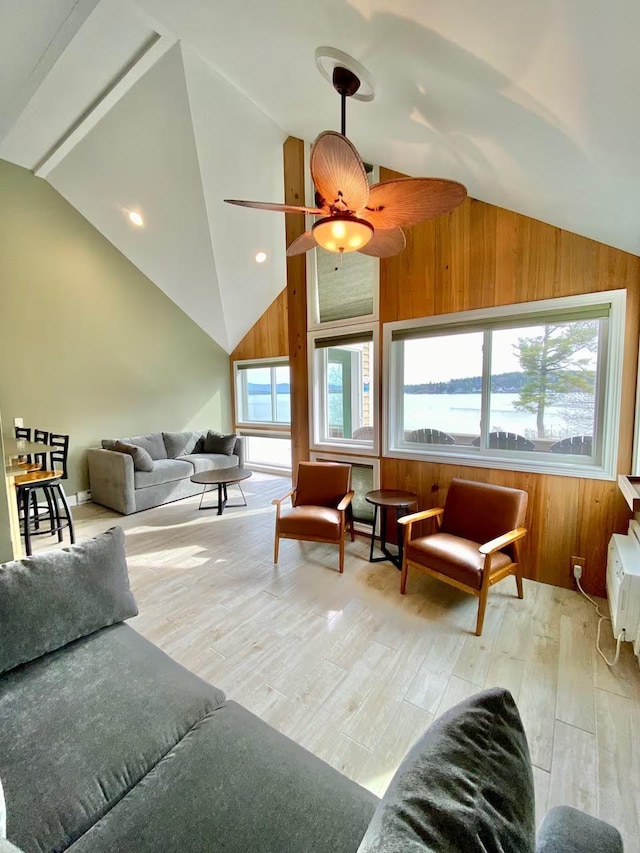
[49,433,70,479]
[14,426,33,463]
[33,429,50,471]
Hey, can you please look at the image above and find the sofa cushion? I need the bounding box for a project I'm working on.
[357,688,535,853]
[101,439,117,451]
[0,624,226,853]
[0,776,5,838]
[535,807,623,853]
[162,431,199,458]
[122,433,167,460]
[182,453,240,474]
[203,431,237,455]
[133,457,195,488]
[66,701,377,853]
[114,440,154,472]
[0,527,138,675]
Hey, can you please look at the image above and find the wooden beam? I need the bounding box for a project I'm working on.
[283,136,309,472]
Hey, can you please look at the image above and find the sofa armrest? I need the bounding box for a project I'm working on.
[233,435,245,468]
[536,807,623,853]
[87,448,136,515]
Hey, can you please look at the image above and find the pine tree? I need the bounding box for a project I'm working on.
[513,322,598,437]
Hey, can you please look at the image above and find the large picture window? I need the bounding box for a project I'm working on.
[234,358,290,427]
[309,324,378,453]
[384,291,625,479]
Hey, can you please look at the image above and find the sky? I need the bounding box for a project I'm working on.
[403,328,524,384]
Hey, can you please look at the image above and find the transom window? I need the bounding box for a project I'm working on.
[384,291,625,479]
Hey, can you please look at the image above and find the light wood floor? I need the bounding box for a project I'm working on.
[36,473,640,850]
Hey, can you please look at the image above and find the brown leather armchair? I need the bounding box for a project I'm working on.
[398,478,528,635]
[272,462,355,573]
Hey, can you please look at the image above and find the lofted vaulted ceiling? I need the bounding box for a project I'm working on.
[1,0,639,350]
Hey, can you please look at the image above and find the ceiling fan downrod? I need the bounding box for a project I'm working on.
[332,66,361,137]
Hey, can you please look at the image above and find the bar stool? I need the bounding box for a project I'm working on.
[16,432,75,555]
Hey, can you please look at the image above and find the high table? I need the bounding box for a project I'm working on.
[3,436,57,560]
[365,489,419,571]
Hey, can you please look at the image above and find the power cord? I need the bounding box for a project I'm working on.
[575,571,622,667]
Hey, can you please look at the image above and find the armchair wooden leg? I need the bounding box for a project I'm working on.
[350,516,355,542]
[515,568,524,599]
[273,528,280,564]
[339,536,345,573]
[400,557,409,594]
[476,584,489,636]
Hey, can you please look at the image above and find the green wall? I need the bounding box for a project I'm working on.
[0,160,231,495]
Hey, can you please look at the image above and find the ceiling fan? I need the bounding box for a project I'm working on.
[225,64,467,259]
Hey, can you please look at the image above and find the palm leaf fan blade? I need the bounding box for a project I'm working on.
[360,178,466,229]
[310,131,370,213]
[358,226,406,258]
[225,199,325,215]
[286,230,318,257]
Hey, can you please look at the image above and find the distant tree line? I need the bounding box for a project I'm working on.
[247,383,291,395]
[405,368,595,400]
[404,372,530,394]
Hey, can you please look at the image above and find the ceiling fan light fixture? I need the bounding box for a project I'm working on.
[312,215,373,254]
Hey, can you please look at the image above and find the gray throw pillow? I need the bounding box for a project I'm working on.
[357,688,535,853]
[162,431,198,458]
[203,431,237,456]
[113,440,154,472]
[0,527,138,675]
[101,439,117,451]
[125,433,167,460]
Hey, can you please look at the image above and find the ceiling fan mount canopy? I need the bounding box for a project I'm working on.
[332,66,361,99]
[223,47,467,259]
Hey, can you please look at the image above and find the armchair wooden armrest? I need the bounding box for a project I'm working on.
[397,507,443,527]
[398,506,443,545]
[272,488,296,518]
[337,491,355,512]
[479,527,527,556]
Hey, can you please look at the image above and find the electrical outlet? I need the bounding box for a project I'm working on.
[571,555,586,581]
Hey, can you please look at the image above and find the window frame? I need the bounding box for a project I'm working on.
[234,357,291,430]
[308,321,380,457]
[383,290,626,480]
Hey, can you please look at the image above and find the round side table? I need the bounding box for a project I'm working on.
[365,489,418,570]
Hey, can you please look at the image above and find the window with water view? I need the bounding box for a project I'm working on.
[235,360,291,426]
[386,292,625,477]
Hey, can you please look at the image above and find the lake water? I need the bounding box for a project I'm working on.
[247,392,588,439]
[403,392,574,438]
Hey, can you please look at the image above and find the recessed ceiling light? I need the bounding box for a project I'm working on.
[128,210,144,227]
[255,251,267,263]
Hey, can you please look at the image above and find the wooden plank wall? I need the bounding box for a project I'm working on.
[378,168,640,596]
[232,145,640,596]
[231,289,288,362]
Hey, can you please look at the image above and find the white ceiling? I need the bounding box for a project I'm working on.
[1,0,639,351]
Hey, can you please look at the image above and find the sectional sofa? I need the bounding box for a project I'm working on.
[87,430,244,514]
[0,530,623,853]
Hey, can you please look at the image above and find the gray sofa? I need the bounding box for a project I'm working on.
[0,530,623,853]
[87,430,244,514]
